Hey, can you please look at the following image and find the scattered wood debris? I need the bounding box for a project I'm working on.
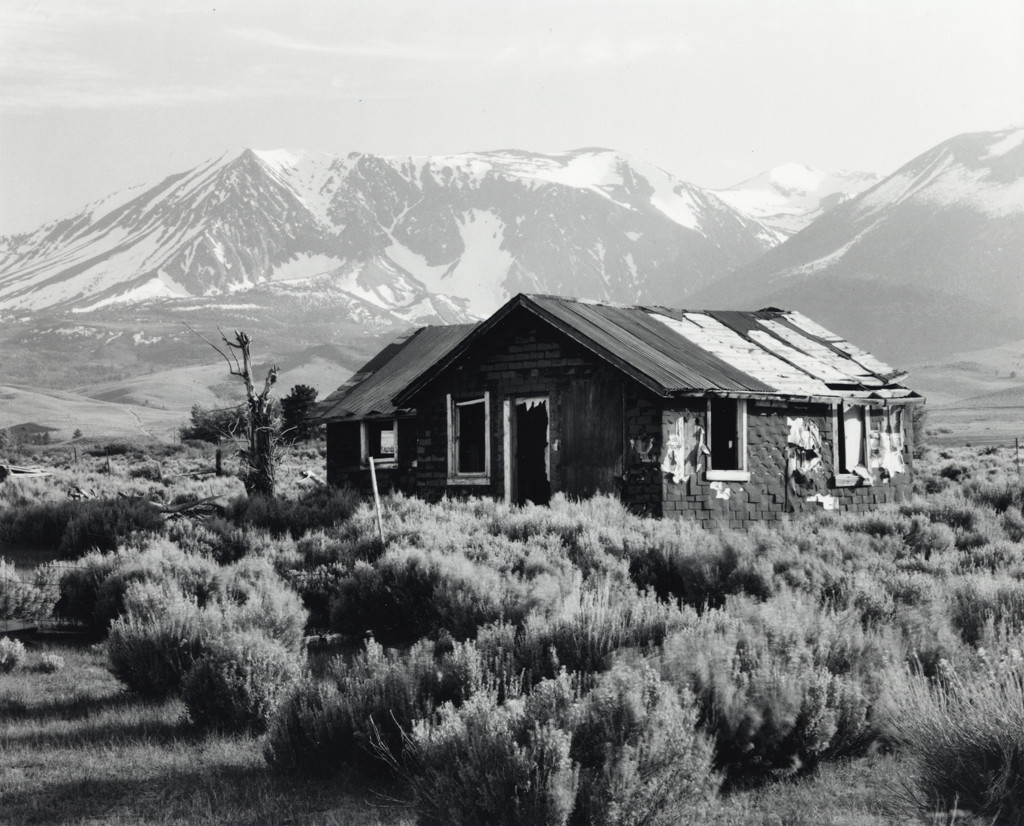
[0,464,53,482]
[67,485,96,500]
[117,493,226,520]
[154,494,225,519]
[168,468,218,479]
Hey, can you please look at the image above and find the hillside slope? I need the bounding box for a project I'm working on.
[693,127,1024,361]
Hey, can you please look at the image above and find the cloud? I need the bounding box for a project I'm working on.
[0,0,696,112]
[226,25,685,69]
[226,27,490,62]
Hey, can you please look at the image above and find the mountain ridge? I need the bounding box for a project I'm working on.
[691,127,1024,361]
[0,146,780,319]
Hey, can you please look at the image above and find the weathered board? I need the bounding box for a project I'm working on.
[559,379,624,499]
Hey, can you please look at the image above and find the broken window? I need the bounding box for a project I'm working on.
[362,419,397,465]
[837,404,866,473]
[448,393,490,482]
[707,399,748,480]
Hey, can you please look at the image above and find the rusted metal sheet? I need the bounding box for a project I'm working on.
[317,324,478,421]
[534,299,772,393]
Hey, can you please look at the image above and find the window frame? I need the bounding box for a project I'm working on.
[361,418,398,468]
[447,392,491,485]
[832,402,872,486]
[705,398,750,482]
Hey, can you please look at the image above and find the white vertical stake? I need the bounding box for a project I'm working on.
[369,456,384,543]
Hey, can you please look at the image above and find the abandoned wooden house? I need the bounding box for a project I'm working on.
[319,293,923,526]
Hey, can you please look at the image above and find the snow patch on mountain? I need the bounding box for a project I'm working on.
[985,127,1024,158]
[417,209,515,316]
[714,163,881,238]
[79,268,195,311]
[269,253,345,282]
[252,149,338,218]
[532,150,624,190]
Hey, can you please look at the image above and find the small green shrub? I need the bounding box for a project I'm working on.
[106,583,212,698]
[216,563,308,652]
[287,561,350,630]
[0,560,60,620]
[0,637,27,672]
[330,544,554,645]
[183,630,301,733]
[227,485,362,539]
[938,463,970,483]
[570,662,718,826]
[1003,507,1024,543]
[965,480,1023,513]
[948,576,1024,646]
[662,592,890,787]
[626,522,731,607]
[265,637,484,779]
[35,652,66,673]
[509,579,691,683]
[59,498,166,557]
[1,498,166,558]
[55,550,126,627]
[128,462,164,482]
[169,517,300,567]
[85,441,135,458]
[401,688,579,826]
[93,541,219,628]
[884,656,1024,824]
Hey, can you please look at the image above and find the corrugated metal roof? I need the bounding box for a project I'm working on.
[317,323,479,420]
[525,296,913,398]
[528,298,773,393]
[362,294,919,412]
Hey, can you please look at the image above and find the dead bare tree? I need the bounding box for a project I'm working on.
[187,325,281,498]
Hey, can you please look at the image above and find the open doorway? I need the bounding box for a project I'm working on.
[506,396,550,506]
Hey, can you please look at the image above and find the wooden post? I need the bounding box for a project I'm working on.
[1016,437,1021,480]
[369,456,384,543]
[215,448,223,476]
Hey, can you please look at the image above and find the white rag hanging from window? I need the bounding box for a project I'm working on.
[787,417,823,474]
[661,415,710,484]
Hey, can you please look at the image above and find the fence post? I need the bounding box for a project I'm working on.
[369,457,384,543]
[1016,437,1020,480]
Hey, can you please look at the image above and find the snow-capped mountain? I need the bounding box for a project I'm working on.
[713,163,881,239]
[692,127,1024,361]
[0,147,777,318]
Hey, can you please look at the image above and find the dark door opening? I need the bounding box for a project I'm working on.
[514,398,550,506]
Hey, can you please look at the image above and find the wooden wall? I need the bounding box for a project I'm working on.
[407,308,638,504]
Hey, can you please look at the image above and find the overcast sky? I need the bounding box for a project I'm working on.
[1,0,1022,234]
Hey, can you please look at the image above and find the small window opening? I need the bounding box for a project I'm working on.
[709,398,744,471]
[455,397,487,475]
[364,420,397,464]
